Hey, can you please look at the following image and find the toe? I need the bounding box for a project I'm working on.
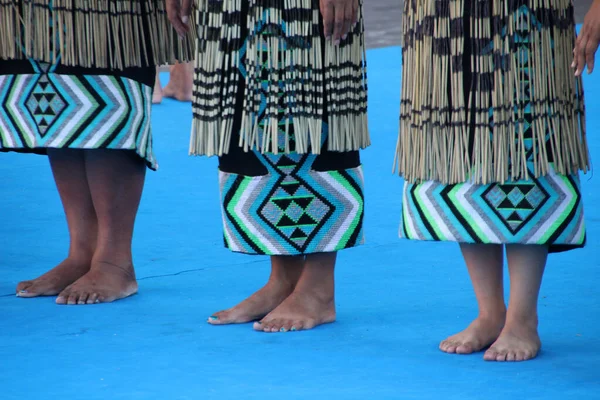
[456,343,475,354]
[207,311,227,325]
[67,292,79,305]
[483,348,498,361]
[77,292,89,305]
[440,340,457,353]
[252,321,263,331]
[87,293,99,305]
[268,319,284,333]
[506,351,517,362]
[495,351,508,362]
[16,281,33,295]
[290,321,304,332]
[280,320,294,333]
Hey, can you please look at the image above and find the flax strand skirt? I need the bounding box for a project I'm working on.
[398,0,587,252]
[0,0,194,169]
[396,0,588,186]
[190,0,370,157]
[197,0,366,255]
[0,0,196,69]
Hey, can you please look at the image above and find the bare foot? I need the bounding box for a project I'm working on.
[252,288,336,333]
[16,257,91,297]
[483,321,541,362]
[55,261,138,305]
[208,280,295,325]
[162,63,193,102]
[440,315,505,354]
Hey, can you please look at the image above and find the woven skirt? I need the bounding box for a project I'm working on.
[0,5,157,169]
[400,2,586,253]
[218,9,365,256]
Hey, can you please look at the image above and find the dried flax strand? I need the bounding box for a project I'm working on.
[190,0,368,157]
[2,0,195,70]
[396,0,589,185]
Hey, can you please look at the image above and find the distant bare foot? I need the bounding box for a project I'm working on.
[253,288,336,333]
[483,320,541,362]
[162,63,193,102]
[440,315,505,354]
[208,280,295,325]
[152,74,163,104]
[16,257,91,297]
[56,260,138,305]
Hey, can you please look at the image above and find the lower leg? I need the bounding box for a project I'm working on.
[17,149,97,297]
[254,252,337,333]
[56,149,146,305]
[208,255,304,325]
[440,243,506,354]
[484,244,547,362]
[162,62,194,102]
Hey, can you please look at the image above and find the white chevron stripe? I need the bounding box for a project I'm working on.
[400,181,420,239]
[7,76,36,145]
[137,85,152,155]
[123,79,141,149]
[527,170,572,243]
[234,176,279,254]
[420,180,457,241]
[48,75,92,147]
[457,182,502,242]
[311,170,360,250]
[0,76,17,147]
[84,76,128,148]
[220,172,244,252]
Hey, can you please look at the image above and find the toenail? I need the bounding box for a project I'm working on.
[208,316,218,321]
[18,290,27,294]
[290,327,297,331]
[280,328,286,332]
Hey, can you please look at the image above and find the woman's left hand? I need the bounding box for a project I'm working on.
[573,0,600,76]
[320,0,360,45]
[166,0,193,39]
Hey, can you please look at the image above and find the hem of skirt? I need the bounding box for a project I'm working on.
[0,146,158,171]
[223,240,365,256]
[398,235,586,254]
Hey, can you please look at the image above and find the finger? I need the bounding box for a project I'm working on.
[341,2,353,40]
[166,1,187,37]
[333,4,345,44]
[575,36,589,76]
[353,0,359,25]
[585,38,599,73]
[322,3,334,40]
[182,0,193,26]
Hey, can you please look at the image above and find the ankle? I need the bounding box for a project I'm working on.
[67,246,95,262]
[477,307,507,324]
[505,311,538,331]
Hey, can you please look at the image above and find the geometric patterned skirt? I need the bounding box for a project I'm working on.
[400,169,585,253]
[0,58,156,169]
[217,12,365,256]
[399,4,586,253]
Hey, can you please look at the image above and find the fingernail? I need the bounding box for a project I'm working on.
[208,316,218,321]
[342,34,348,40]
[326,36,332,41]
[182,16,189,24]
[334,39,340,46]
[571,61,575,68]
